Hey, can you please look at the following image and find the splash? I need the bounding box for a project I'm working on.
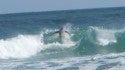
[0,31,75,59]
[0,35,42,59]
[87,27,125,46]
[94,27,117,46]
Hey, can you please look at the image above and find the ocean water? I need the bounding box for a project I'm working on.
[0,7,125,70]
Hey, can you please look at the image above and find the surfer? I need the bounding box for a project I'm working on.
[51,27,70,44]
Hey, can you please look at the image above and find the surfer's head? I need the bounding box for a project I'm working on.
[60,27,65,31]
[60,27,63,30]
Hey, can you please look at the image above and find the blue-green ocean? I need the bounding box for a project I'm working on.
[0,7,125,70]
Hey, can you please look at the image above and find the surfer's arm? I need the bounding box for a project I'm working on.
[65,31,70,35]
[50,31,59,35]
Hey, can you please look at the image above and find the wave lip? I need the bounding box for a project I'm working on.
[95,29,117,46]
[0,35,42,59]
[88,26,125,46]
[0,32,75,59]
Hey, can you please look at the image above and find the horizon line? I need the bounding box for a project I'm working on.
[1,6,125,15]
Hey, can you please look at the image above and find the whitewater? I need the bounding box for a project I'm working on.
[0,7,125,70]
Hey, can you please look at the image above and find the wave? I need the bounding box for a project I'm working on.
[0,35,42,59]
[1,25,125,59]
[0,35,75,59]
[87,26,123,46]
[76,26,125,55]
[41,26,125,56]
[0,27,75,59]
[44,52,125,70]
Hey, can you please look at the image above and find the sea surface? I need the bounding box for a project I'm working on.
[0,7,125,70]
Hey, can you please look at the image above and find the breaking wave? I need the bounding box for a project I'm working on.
[1,25,125,59]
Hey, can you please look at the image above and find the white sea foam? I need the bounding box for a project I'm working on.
[0,35,43,59]
[37,52,125,70]
[0,33,75,59]
[89,27,125,46]
[95,28,117,46]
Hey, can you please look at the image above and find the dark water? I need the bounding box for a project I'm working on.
[0,7,125,70]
